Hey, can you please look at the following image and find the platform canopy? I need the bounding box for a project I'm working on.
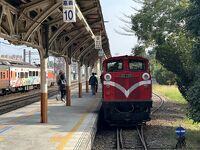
[0,0,111,66]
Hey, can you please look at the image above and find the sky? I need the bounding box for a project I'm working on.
[100,0,141,56]
[0,0,141,60]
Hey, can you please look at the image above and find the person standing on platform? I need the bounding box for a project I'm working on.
[89,73,98,95]
[57,71,66,102]
[56,70,62,101]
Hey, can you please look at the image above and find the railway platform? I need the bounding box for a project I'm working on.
[0,87,101,150]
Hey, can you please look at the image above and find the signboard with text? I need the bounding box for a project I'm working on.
[63,0,76,22]
[95,36,102,49]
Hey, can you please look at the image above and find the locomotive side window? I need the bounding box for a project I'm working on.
[129,60,145,71]
[36,71,38,76]
[33,71,35,76]
[107,60,123,72]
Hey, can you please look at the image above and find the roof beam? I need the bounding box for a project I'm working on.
[75,3,95,39]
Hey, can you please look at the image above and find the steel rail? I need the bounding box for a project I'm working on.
[116,128,124,150]
[136,125,148,150]
[151,92,164,114]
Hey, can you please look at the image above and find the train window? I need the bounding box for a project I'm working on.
[36,71,38,76]
[0,72,2,79]
[33,71,35,76]
[25,72,28,78]
[129,60,145,71]
[107,60,123,72]
[2,72,5,79]
[29,71,32,76]
[20,72,25,78]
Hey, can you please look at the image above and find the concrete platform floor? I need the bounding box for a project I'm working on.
[0,87,101,150]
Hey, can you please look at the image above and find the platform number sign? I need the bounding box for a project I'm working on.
[63,0,76,22]
[95,36,102,49]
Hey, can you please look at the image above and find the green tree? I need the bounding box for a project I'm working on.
[185,0,200,122]
[131,44,146,56]
[130,0,200,122]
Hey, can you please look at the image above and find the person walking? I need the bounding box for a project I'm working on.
[57,71,66,102]
[89,73,98,95]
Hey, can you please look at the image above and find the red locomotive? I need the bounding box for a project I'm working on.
[101,55,152,126]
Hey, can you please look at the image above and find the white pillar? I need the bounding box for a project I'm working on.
[65,58,71,106]
[85,66,89,93]
[40,55,48,123]
[78,62,82,98]
[96,59,101,78]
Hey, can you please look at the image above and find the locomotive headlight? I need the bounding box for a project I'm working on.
[104,73,112,81]
[142,73,150,80]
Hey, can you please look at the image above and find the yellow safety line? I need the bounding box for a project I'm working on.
[0,137,4,141]
[50,99,98,150]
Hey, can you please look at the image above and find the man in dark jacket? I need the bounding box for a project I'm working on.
[57,72,66,102]
[89,73,98,95]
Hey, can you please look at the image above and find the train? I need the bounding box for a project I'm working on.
[101,55,152,126]
[0,58,56,95]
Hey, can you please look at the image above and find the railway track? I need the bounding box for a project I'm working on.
[116,125,148,150]
[0,81,84,115]
[151,92,165,114]
[114,93,165,150]
[116,128,123,150]
[136,125,148,150]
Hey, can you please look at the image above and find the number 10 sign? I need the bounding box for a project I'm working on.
[63,0,76,22]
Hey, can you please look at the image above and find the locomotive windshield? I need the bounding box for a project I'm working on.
[129,60,145,71]
[107,60,123,72]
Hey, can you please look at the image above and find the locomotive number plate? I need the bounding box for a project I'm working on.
[120,74,133,78]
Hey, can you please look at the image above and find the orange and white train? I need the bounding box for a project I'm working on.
[101,55,152,126]
[0,59,56,95]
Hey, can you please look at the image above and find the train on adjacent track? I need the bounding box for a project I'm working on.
[0,58,56,95]
[101,55,152,126]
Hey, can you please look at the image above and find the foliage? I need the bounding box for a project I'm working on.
[154,66,176,85]
[185,0,200,63]
[184,0,200,123]
[186,77,200,122]
[131,0,195,97]
[130,0,200,122]
[148,49,176,85]
[153,84,187,104]
[131,44,146,56]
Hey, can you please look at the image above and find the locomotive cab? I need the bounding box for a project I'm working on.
[101,55,152,126]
